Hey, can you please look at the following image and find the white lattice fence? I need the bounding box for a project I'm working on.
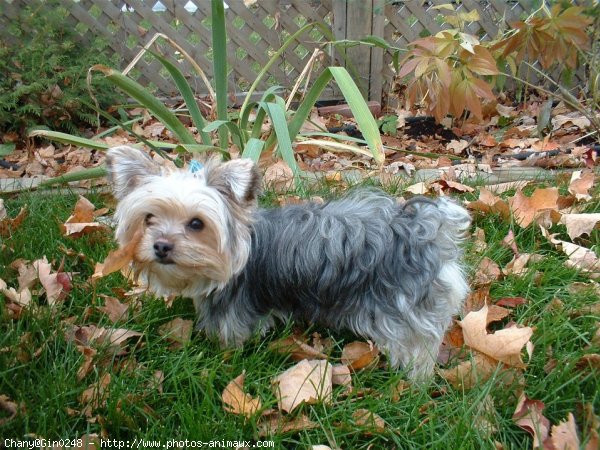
[2,0,564,103]
[0,0,336,100]
[381,0,535,85]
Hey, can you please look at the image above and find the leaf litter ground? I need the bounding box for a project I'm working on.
[0,99,599,448]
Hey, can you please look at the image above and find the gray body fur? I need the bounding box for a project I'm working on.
[197,190,470,378]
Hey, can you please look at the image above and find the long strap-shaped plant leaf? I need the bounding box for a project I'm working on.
[211,0,229,153]
[91,65,197,146]
[263,67,385,165]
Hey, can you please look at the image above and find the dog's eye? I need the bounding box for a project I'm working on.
[188,218,204,231]
[145,213,155,225]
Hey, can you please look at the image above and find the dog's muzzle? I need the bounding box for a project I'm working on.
[154,239,175,264]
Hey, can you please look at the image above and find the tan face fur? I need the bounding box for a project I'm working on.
[105,146,260,298]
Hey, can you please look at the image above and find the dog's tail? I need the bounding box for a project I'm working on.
[402,196,471,261]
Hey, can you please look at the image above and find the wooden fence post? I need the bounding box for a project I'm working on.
[332,0,385,103]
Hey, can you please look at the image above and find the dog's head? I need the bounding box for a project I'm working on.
[105,146,260,297]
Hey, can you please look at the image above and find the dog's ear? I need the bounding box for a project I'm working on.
[105,146,161,199]
[206,158,261,205]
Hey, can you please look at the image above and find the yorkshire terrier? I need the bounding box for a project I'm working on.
[105,146,470,379]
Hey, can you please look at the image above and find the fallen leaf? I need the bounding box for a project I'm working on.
[257,412,318,437]
[495,297,527,308]
[473,228,487,253]
[447,139,470,155]
[560,213,600,240]
[98,296,129,323]
[464,286,491,314]
[268,334,328,360]
[575,354,600,372]
[331,364,352,388]
[568,170,595,201]
[92,228,143,281]
[0,201,27,238]
[438,352,512,390]
[501,230,519,256]
[158,318,193,349]
[433,179,475,193]
[263,160,294,192]
[549,413,580,450]
[467,189,510,220]
[541,228,600,278]
[79,373,111,417]
[0,394,20,425]
[503,253,543,277]
[32,257,70,305]
[61,196,109,238]
[460,304,533,368]
[512,393,550,449]
[340,341,379,370]
[508,188,559,228]
[272,359,332,413]
[76,345,97,381]
[473,257,502,287]
[405,182,429,195]
[222,371,262,418]
[352,408,385,433]
[68,325,142,355]
[473,394,499,438]
[485,180,530,194]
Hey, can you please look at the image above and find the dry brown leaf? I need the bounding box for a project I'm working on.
[272,359,332,413]
[575,354,600,372]
[68,324,142,355]
[222,371,262,418]
[560,214,600,240]
[551,413,580,450]
[438,352,512,390]
[0,394,20,425]
[541,228,600,278]
[331,364,352,388]
[352,408,386,433]
[508,188,559,228]
[568,170,595,201]
[263,160,294,192]
[340,341,379,370]
[32,257,70,306]
[76,345,97,381]
[473,257,502,287]
[464,286,491,314]
[485,180,530,194]
[268,335,328,361]
[495,297,528,308]
[98,295,129,323]
[473,228,487,253]
[92,228,143,281]
[158,318,193,349]
[0,282,32,307]
[0,202,27,238]
[433,179,475,193]
[501,230,520,256]
[61,196,109,238]
[473,394,499,438]
[79,373,111,417]
[405,182,429,195]
[460,304,533,368]
[503,253,543,277]
[257,412,318,437]
[447,139,470,155]
[512,393,550,449]
[467,189,510,220]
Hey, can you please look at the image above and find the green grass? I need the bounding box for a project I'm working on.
[1,178,599,449]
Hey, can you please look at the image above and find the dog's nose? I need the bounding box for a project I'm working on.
[153,240,174,259]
